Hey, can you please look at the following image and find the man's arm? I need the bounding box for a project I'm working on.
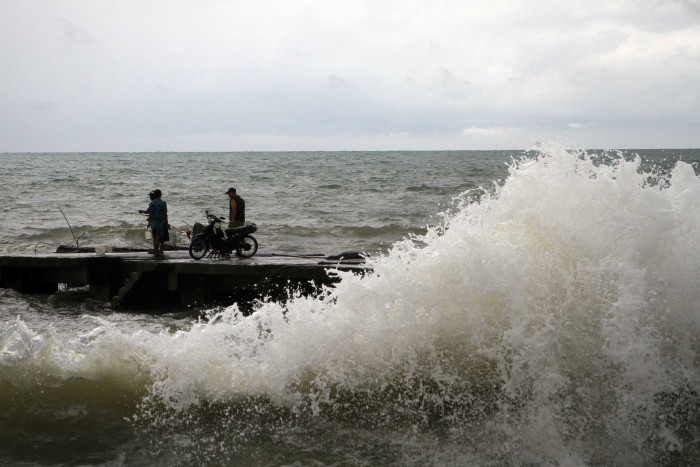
[138,207,151,227]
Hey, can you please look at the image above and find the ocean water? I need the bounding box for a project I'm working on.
[0,148,698,465]
[0,150,510,256]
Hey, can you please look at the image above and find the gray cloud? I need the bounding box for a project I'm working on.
[31,102,56,111]
[0,0,698,151]
[59,18,92,44]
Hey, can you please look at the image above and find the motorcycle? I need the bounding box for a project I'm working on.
[188,211,258,260]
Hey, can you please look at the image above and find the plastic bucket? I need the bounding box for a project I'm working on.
[145,229,153,240]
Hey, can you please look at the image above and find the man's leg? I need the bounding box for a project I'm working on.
[154,235,163,256]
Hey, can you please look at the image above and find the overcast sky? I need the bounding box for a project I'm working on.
[1,0,699,152]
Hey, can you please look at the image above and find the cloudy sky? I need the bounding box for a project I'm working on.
[1,0,699,152]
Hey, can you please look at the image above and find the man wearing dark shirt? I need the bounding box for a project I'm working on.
[142,189,169,256]
[225,187,245,228]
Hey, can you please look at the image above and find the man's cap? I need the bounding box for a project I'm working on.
[153,189,162,197]
[225,187,236,194]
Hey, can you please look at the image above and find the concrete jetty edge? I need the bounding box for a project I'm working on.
[0,250,371,311]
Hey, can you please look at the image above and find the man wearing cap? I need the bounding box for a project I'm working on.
[226,187,245,228]
[144,189,169,256]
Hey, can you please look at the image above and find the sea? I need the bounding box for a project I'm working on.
[0,147,698,466]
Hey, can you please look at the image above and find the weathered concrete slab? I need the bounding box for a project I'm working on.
[0,251,370,311]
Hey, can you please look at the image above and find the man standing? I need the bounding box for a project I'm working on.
[226,187,245,228]
[145,189,169,257]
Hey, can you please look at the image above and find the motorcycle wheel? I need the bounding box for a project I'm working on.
[235,235,258,258]
[189,237,208,260]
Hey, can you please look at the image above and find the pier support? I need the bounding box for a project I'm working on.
[0,251,368,311]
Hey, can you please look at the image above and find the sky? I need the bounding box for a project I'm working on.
[1,0,699,152]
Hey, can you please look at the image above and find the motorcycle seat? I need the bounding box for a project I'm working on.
[225,223,257,236]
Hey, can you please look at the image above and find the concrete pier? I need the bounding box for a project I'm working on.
[0,251,369,311]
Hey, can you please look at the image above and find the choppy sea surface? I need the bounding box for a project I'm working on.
[0,148,698,466]
[0,150,512,256]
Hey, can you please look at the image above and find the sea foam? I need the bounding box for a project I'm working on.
[132,147,699,463]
